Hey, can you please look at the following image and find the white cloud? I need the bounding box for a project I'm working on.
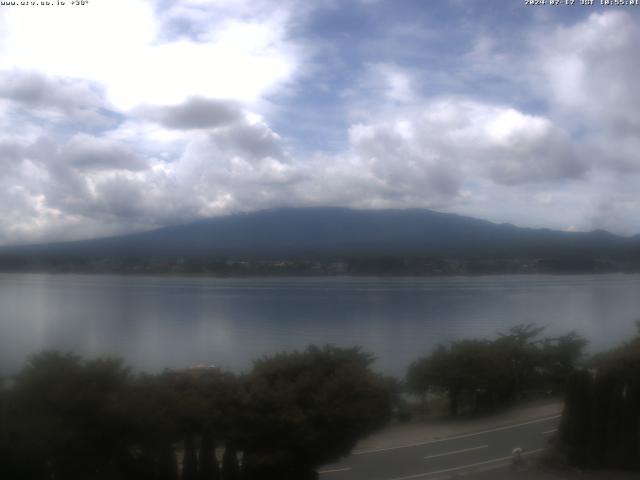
[481,108,582,184]
[349,99,581,186]
[537,12,640,175]
[2,4,640,244]
[0,94,598,244]
[368,63,415,103]
[0,0,299,111]
[541,12,640,131]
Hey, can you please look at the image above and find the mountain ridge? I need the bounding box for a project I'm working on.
[1,207,638,260]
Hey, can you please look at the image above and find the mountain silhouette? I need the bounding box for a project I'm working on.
[2,207,638,260]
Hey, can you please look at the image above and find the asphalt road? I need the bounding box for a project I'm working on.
[318,415,560,480]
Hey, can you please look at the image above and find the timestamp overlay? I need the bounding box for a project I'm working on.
[0,1,89,6]
[524,0,639,6]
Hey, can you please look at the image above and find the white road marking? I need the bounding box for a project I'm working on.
[353,415,561,455]
[318,467,352,475]
[423,445,488,460]
[543,429,558,434]
[387,449,544,480]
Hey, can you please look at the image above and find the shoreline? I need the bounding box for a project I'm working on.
[1,270,640,278]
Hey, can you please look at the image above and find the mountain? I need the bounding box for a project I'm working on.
[1,207,639,263]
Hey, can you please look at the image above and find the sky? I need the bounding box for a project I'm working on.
[1,0,640,245]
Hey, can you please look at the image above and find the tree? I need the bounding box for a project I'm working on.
[539,332,588,393]
[240,346,393,478]
[156,441,179,480]
[221,445,240,480]
[130,367,239,480]
[560,369,593,466]
[199,430,219,480]
[7,352,136,480]
[0,376,17,476]
[183,434,198,480]
[559,324,640,471]
[494,323,546,397]
[408,340,509,415]
[407,324,586,416]
[406,344,447,399]
[128,373,182,480]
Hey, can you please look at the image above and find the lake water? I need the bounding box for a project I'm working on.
[1,273,640,377]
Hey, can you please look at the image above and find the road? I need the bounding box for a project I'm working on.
[318,415,560,480]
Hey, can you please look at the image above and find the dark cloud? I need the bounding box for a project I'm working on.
[23,135,148,174]
[211,122,286,161]
[0,70,106,113]
[59,135,149,172]
[143,97,243,130]
[37,163,94,217]
[92,176,147,220]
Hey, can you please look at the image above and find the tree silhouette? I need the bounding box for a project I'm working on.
[408,324,587,416]
[0,346,394,479]
[183,434,198,480]
[221,445,240,480]
[559,325,640,470]
[199,430,219,480]
[240,346,393,477]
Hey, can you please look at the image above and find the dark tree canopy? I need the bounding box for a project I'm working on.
[240,346,393,477]
[2,352,135,479]
[0,346,394,480]
[560,324,640,471]
[407,324,587,416]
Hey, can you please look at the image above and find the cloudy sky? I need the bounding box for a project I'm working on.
[1,0,639,245]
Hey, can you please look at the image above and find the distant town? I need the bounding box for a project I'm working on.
[1,255,639,276]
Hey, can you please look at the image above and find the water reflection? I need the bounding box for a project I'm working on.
[1,273,639,376]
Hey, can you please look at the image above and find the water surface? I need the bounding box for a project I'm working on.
[1,273,639,376]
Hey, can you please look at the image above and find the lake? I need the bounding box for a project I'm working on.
[1,273,639,377]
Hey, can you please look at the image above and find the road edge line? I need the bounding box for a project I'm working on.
[387,448,544,480]
[353,415,561,455]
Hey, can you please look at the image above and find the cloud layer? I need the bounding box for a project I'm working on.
[1,2,640,244]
